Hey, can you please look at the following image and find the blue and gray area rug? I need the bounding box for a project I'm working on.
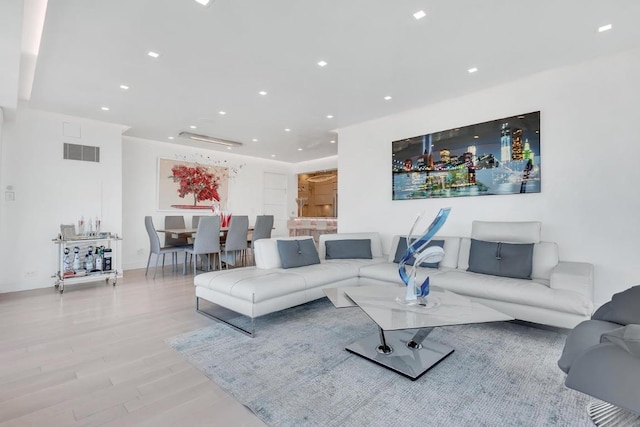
[167,299,591,426]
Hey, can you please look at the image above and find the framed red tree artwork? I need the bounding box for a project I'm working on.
[157,158,229,210]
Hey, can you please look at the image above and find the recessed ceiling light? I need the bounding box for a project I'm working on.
[195,0,211,5]
[258,91,268,96]
[598,24,613,33]
[330,140,336,144]
[101,106,109,111]
[147,51,160,58]
[285,128,291,132]
[297,148,303,151]
[326,115,334,119]
[227,146,231,150]
[413,10,426,20]
[271,154,276,158]
[473,135,479,139]
[252,138,258,142]
[317,60,328,67]
[119,84,129,90]
[168,136,174,140]
[219,111,226,115]
[468,67,478,73]
[190,125,197,129]
[384,96,392,101]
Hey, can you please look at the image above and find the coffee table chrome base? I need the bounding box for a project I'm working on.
[346,328,454,380]
[587,401,640,426]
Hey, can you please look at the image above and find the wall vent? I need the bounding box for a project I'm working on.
[63,143,100,162]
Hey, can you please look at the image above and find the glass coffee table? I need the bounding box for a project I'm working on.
[324,285,513,380]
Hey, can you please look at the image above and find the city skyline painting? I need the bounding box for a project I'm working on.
[392,111,541,200]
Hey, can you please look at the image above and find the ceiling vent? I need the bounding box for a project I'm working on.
[63,143,100,162]
[179,131,243,147]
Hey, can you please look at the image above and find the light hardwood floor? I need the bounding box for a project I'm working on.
[0,268,265,426]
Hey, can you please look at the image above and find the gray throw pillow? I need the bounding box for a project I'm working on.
[325,239,372,260]
[601,324,640,358]
[467,239,534,280]
[277,239,321,269]
[393,238,444,268]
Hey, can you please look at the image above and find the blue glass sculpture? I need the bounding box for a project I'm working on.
[398,208,451,303]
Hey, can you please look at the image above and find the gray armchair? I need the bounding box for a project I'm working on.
[558,286,640,425]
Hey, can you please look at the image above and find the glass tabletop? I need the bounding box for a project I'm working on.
[344,285,514,331]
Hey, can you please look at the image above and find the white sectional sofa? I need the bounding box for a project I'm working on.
[194,221,594,334]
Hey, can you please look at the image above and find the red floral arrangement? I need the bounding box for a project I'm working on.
[170,164,220,206]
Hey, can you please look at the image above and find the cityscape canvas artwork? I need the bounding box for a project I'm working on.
[392,111,541,200]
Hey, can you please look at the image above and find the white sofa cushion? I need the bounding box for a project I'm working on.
[254,236,315,269]
[430,270,592,316]
[532,242,559,281]
[194,268,306,303]
[283,259,381,289]
[195,258,384,303]
[471,220,541,243]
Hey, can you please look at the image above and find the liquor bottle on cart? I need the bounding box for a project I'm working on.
[103,248,113,271]
[72,246,81,271]
[95,247,103,271]
[63,248,72,272]
[85,246,94,271]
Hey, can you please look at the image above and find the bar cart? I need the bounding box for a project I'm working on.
[52,233,122,293]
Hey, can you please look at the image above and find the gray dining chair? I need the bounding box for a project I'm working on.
[191,215,203,228]
[164,216,189,246]
[164,215,189,266]
[144,216,186,279]
[184,216,222,275]
[249,215,274,264]
[222,215,249,268]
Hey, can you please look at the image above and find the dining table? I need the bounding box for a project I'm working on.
[157,226,255,241]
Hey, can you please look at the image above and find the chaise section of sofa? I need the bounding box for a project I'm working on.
[194,233,385,322]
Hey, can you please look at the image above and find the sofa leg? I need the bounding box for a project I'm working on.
[587,400,640,426]
[195,297,255,337]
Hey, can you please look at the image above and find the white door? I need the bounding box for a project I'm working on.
[263,172,288,236]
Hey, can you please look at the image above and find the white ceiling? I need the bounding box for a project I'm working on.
[26,0,640,162]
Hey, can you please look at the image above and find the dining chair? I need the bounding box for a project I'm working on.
[184,216,222,275]
[222,215,249,269]
[165,215,189,245]
[248,215,274,264]
[191,215,203,228]
[165,215,189,264]
[144,216,186,279]
[190,216,203,244]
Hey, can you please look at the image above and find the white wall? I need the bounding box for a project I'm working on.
[337,47,640,305]
[0,0,22,110]
[122,136,295,270]
[293,155,338,174]
[0,106,124,292]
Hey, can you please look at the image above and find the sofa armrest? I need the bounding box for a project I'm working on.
[550,261,594,302]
